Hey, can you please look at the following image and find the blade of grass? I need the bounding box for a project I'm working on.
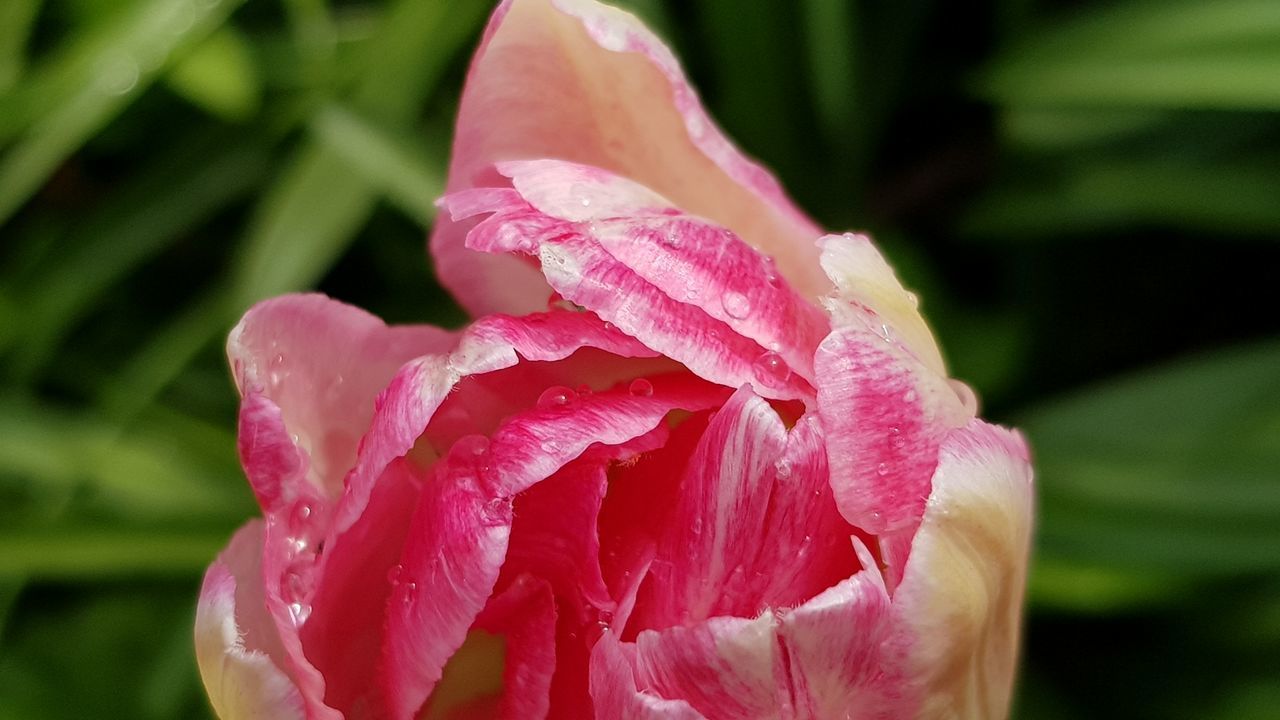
[310,103,443,226]
[8,129,271,382]
[0,0,247,225]
[0,0,41,93]
[163,24,261,121]
[0,527,232,579]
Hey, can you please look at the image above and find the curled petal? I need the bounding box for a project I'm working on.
[228,293,453,502]
[431,0,823,316]
[445,164,820,400]
[589,632,707,720]
[892,420,1034,719]
[819,233,945,376]
[815,324,970,537]
[632,614,783,720]
[195,522,305,720]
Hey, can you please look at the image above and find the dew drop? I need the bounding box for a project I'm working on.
[537,385,577,409]
[602,321,616,332]
[386,564,404,586]
[876,462,890,476]
[288,602,312,626]
[902,389,918,403]
[289,499,314,530]
[722,291,752,320]
[889,426,906,450]
[400,581,418,605]
[762,256,781,287]
[454,434,490,458]
[571,183,592,208]
[752,351,791,386]
[628,378,654,397]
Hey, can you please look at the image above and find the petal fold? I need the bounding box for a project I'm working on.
[431,0,823,316]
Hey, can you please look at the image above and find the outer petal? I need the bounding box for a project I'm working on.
[431,0,824,316]
[891,420,1034,720]
[815,324,970,538]
[228,293,453,502]
[444,164,821,400]
[195,521,304,720]
[819,234,945,376]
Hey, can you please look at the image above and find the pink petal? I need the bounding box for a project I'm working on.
[631,614,784,720]
[445,173,816,400]
[297,457,425,715]
[378,446,513,720]
[776,540,910,719]
[818,233,946,376]
[472,576,559,720]
[194,521,305,720]
[500,461,614,620]
[506,159,830,379]
[589,632,707,720]
[814,324,969,537]
[327,309,656,541]
[605,390,860,637]
[228,293,453,502]
[431,0,824,317]
[890,420,1034,719]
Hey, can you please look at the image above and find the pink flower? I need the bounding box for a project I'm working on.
[194,1,1034,718]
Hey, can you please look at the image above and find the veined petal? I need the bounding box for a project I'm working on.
[431,0,824,317]
[589,632,707,720]
[815,324,969,537]
[632,614,784,720]
[228,293,453,503]
[444,168,818,400]
[776,539,909,720]
[378,445,513,720]
[195,521,305,720]
[819,233,945,376]
[892,420,1034,720]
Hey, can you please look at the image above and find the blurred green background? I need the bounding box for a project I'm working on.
[2,0,1278,717]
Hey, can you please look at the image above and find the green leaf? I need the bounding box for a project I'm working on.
[0,0,247,224]
[1024,340,1280,578]
[164,24,261,121]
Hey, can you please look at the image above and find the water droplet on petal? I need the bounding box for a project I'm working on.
[876,462,890,476]
[763,257,782,287]
[455,434,490,458]
[400,580,418,605]
[537,385,577,409]
[628,378,654,397]
[902,388,918,403]
[289,499,314,529]
[386,564,403,586]
[752,351,791,386]
[722,291,752,320]
[570,183,592,208]
[288,602,312,626]
[889,426,906,449]
[602,321,616,332]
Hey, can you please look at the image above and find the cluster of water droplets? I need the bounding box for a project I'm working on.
[279,498,323,626]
